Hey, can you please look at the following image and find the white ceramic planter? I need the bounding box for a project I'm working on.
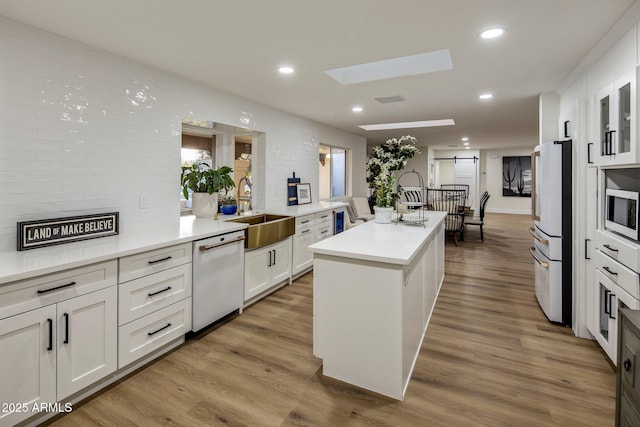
[374,206,394,224]
[191,192,219,218]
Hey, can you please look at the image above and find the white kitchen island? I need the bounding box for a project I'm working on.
[308,210,446,400]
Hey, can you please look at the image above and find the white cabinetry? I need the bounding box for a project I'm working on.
[117,243,192,369]
[595,68,638,165]
[245,237,292,302]
[0,261,117,426]
[292,208,342,277]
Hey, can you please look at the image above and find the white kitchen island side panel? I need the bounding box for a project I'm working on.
[314,256,405,399]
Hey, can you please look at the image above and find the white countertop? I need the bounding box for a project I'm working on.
[308,211,446,265]
[269,201,348,217]
[0,216,248,285]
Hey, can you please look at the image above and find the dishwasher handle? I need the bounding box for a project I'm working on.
[199,235,245,252]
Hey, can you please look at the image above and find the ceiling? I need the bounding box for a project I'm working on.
[0,0,636,149]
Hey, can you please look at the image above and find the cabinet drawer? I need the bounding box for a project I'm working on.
[315,211,332,227]
[0,261,117,321]
[296,214,315,230]
[596,250,640,298]
[118,264,192,325]
[119,243,192,283]
[596,230,640,273]
[118,298,191,368]
[316,225,332,241]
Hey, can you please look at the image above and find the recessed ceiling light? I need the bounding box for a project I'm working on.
[479,93,493,100]
[352,106,363,112]
[358,119,455,131]
[463,142,470,146]
[325,49,453,85]
[278,65,295,74]
[465,147,471,150]
[461,137,469,141]
[480,27,505,39]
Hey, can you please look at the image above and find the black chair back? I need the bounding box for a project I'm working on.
[479,193,490,220]
[427,189,466,233]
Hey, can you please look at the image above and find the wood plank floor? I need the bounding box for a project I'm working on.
[47,213,616,427]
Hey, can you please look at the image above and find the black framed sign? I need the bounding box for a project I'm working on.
[17,212,119,251]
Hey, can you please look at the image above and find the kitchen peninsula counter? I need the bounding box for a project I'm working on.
[308,210,446,400]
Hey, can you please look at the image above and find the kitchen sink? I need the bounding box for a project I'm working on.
[227,214,295,249]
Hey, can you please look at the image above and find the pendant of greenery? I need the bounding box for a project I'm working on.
[366,136,420,208]
[181,162,235,199]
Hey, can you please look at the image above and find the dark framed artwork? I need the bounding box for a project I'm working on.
[502,156,531,197]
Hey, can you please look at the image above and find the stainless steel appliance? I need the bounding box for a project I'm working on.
[605,188,640,241]
[192,230,245,332]
[530,140,572,326]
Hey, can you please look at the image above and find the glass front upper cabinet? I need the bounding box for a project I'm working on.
[595,67,637,166]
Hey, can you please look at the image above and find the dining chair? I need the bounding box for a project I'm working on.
[427,189,466,246]
[465,192,490,242]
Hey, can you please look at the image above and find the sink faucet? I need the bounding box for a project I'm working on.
[237,176,252,215]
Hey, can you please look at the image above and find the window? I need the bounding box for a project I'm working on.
[319,144,347,199]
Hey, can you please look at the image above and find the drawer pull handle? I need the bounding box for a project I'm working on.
[603,244,619,253]
[63,313,69,344]
[148,323,172,336]
[602,266,618,276]
[148,286,172,297]
[320,215,329,218]
[528,227,549,244]
[301,229,311,234]
[37,281,77,295]
[148,256,172,264]
[624,359,632,372]
[321,230,329,234]
[47,318,53,351]
[301,220,310,224]
[199,236,245,251]
[529,247,549,268]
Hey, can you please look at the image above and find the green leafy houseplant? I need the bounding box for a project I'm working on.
[366,136,420,208]
[180,162,235,199]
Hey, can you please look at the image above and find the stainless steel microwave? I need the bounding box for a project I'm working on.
[605,188,640,241]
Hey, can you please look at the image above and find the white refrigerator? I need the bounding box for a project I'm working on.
[529,140,572,326]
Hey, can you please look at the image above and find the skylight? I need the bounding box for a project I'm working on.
[325,49,453,85]
[358,119,455,131]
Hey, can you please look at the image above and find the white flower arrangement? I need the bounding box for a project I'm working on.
[366,135,420,208]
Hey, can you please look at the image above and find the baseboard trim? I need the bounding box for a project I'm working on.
[485,208,531,215]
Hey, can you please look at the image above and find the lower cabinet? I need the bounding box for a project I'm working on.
[617,309,640,426]
[0,286,117,426]
[245,237,292,301]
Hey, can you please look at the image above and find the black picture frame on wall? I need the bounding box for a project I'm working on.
[502,156,531,197]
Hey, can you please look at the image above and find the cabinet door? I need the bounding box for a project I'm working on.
[0,305,56,426]
[585,168,598,336]
[270,238,292,285]
[596,83,614,165]
[612,69,637,164]
[245,247,270,300]
[292,230,314,275]
[595,271,617,362]
[57,286,117,400]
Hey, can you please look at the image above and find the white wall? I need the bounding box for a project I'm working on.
[0,17,367,252]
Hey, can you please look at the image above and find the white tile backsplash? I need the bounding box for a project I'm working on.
[0,16,367,252]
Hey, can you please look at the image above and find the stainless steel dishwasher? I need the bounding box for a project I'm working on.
[192,230,245,332]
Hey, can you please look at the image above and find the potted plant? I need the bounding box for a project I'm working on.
[181,162,235,218]
[219,194,237,216]
[366,136,419,223]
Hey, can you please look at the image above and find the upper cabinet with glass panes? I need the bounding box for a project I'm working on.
[594,67,639,166]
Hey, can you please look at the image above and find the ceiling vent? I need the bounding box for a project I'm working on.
[448,144,458,148]
[374,95,406,104]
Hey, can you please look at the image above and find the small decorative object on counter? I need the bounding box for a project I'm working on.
[296,183,312,205]
[287,172,301,205]
[181,162,235,218]
[219,194,237,215]
[373,206,394,224]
